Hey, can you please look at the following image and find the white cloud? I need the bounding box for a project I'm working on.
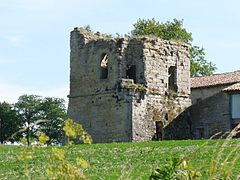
[1,35,27,48]
[5,36,24,47]
[0,81,69,106]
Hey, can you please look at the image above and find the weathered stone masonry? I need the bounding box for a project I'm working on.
[67,27,191,143]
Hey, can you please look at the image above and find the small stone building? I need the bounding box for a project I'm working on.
[67,27,191,143]
[189,71,240,138]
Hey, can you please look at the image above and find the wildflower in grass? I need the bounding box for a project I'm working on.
[20,137,28,145]
[63,118,92,144]
[47,119,92,179]
[76,157,90,169]
[63,119,78,138]
[52,147,65,161]
[81,131,93,144]
[18,154,33,161]
[36,132,49,146]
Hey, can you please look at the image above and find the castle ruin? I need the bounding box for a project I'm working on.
[67,27,191,143]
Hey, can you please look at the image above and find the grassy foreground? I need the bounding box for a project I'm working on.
[0,139,240,179]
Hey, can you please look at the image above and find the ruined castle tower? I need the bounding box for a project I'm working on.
[67,27,191,143]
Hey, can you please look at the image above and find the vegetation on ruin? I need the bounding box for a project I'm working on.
[131,18,217,77]
[122,81,148,93]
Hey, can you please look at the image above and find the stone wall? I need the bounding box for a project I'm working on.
[69,28,120,97]
[120,38,191,141]
[143,38,190,95]
[190,92,231,138]
[191,85,229,104]
[131,94,191,141]
[68,28,132,143]
[68,27,191,143]
[68,93,132,143]
[164,91,232,139]
[164,108,193,140]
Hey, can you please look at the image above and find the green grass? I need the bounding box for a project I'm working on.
[1,139,240,179]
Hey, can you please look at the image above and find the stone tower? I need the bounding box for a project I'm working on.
[67,27,191,143]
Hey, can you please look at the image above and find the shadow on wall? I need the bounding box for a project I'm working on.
[163,106,193,140]
[163,91,234,140]
[124,38,145,84]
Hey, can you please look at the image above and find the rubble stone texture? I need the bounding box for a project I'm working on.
[67,27,191,143]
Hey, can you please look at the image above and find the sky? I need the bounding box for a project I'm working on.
[1,0,240,104]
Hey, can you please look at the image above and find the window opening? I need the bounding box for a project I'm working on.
[155,121,164,140]
[126,65,136,83]
[231,94,240,119]
[168,66,177,92]
[100,53,108,79]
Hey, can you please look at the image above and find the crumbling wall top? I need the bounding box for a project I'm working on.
[73,27,113,41]
[72,27,189,49]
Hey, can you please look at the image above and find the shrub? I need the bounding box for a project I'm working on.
[150,156,201,180]
[16,118,92,179]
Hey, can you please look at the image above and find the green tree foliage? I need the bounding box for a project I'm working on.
[0,102,20,144]
[39,97,66,145]
[14,95,42,145]
[190,46,217,77]
[131,18,217,76]
[14,95,66,145]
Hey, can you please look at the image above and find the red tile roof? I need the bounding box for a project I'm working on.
[191,70,240,88]
[222,82,240,92]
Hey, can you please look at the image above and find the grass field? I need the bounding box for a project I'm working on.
[0,139,240,179]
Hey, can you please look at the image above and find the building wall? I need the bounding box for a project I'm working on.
[191,85,229,104]
[68,27,191,143]
[129,38,191,141]
[190,85,237,138]
[164,108,193,140]
[69,28,120,97]
[68,28,133,143]
[225,93,240,133]
[68,93,132,143]
[190,92,231,138]
[165,92,232,139]
[123,39,145,84]
[143,39,190,95]
[131,94,191,141]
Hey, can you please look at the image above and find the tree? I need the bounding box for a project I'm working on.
[0,102,20,144]
[190,46,217,77]
[39,97,66,145]
[14,95,43,145]
[14,95,66,145]
[131,18,217,76]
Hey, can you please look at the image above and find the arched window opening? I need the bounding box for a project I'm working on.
[100,53,108,79]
